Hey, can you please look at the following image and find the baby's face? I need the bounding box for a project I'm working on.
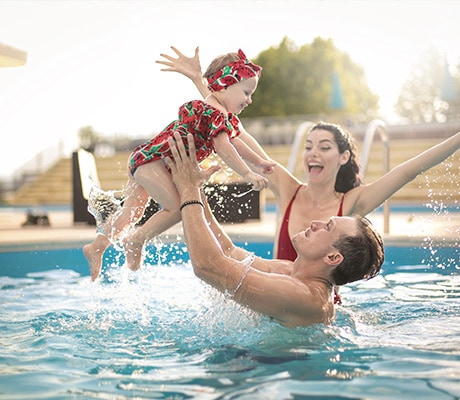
[223,77,258,114]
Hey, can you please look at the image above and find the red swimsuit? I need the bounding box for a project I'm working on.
[277,184,344,304]
[277,185,344,260]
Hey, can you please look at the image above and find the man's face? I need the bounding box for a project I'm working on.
[292,216,358,259]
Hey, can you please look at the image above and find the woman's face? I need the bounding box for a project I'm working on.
[302,129,350,185]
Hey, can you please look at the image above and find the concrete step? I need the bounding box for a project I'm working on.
[5,139,460,206]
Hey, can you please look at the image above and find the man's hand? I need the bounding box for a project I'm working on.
[156,46,202,81]
[165,132,220,193]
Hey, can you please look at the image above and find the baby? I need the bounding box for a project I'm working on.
[83,49,275,281]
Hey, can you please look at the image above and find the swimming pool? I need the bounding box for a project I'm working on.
[1,239,459,400]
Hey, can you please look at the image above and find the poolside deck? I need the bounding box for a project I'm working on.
[1,204,459,252]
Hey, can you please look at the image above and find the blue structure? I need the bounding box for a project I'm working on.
[330,71,345,110]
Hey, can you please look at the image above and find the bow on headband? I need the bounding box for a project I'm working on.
[206,49,262,92]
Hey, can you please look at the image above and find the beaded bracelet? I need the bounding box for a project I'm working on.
[179,200,204,212]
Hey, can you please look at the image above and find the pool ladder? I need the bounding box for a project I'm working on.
[287,119,391,233]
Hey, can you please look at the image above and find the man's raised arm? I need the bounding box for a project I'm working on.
[165,133,251,293]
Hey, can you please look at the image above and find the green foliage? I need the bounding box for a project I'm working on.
[240,37,379,120]
[77,125,100,152]
[395,47,460,123]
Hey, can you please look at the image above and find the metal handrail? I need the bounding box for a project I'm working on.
[360,119,390,233]
[8,139,66,192]
[287,121,314,173]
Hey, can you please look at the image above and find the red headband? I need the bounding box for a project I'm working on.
[206,49,262,92]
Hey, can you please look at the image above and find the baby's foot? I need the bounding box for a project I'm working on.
[83,244,103,281]
[123,236,144,272]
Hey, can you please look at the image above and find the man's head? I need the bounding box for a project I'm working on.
[330,216,384,285]
[293,216,384,285]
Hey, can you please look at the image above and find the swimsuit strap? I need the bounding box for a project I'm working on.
[285,185,302,218]
[337,193,345,216]
[277,185,303,261]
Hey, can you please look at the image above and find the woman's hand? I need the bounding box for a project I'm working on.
[255,159,276,175]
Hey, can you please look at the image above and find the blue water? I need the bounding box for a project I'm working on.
[1,242,459,399]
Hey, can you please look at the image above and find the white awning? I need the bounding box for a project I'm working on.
[0,42,28,67]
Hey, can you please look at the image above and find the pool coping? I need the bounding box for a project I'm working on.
[1,207,459,253]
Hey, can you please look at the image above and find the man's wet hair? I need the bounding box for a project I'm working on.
[331,216,384,285]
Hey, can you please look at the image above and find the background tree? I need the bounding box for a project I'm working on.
[241,37,379,122]
[395,47,460,123]
[77,125,100,152]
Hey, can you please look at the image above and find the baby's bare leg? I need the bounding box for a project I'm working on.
[124,162,182,271]
[84,179,149,280]
[83,233,111,281]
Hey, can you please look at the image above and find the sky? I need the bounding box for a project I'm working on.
[0,0,459,179]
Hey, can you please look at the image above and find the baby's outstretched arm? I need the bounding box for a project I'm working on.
[232,137,275,174]
[213,134,269,191]
[156,46,210,98]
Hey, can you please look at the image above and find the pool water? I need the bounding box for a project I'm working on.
[1,243,459,399]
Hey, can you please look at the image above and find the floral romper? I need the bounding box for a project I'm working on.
[128,100,242,176]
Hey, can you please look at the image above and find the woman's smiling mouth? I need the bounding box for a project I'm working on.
[308,162,323,173]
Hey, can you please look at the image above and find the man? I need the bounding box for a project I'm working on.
[165,132,384,328]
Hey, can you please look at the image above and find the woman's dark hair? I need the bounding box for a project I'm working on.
[308,121,362,193]
[330,216,384,286]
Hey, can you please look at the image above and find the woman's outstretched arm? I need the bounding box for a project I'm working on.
[350,131,460,216]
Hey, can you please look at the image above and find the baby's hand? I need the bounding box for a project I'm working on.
[244,172,269,191]
[156,46,202,81]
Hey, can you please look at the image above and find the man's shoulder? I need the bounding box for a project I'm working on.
[267,259,293,275]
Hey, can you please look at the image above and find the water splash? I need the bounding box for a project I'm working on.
[415,166,460,270]
[87,185,122,236]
